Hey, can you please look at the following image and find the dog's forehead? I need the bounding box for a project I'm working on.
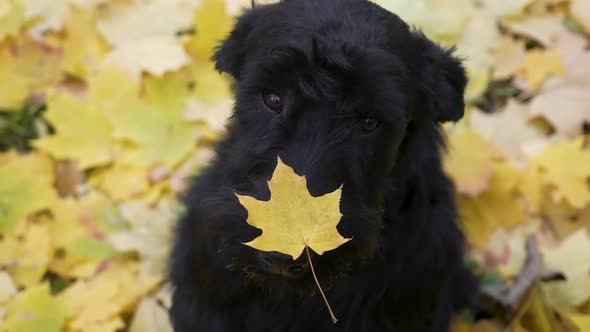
[242,0,419,98]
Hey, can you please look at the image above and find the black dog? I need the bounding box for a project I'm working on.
[169,0,477,331]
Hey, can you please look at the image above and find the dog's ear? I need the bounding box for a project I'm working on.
[414,32,467,123]
[212,9,259,79]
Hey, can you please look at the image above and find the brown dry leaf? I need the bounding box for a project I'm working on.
[529,85,590,137]
[444,129,504,197]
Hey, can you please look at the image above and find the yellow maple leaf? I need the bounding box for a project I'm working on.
[34,92,114,168]
[517,49,565,89]
[444,129,503,197]
[0,0,26,42]
[458,162,526,248]
[185,0,233,61]
[0,152,56,231]
[107,72,196,168]
[89,164,150,201]
[542,229,590,311]
[0,221,52,288]
[236,158,349,260]
[1,283,68,332]
[59,261,160,331]
[0,37,62,109]
[60,7,108,78]
[532,137,590,208]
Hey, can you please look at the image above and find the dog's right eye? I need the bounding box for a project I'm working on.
[262,92,283,113]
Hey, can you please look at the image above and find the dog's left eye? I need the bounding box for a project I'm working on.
[262,92,283,113]
[362,117,380,132]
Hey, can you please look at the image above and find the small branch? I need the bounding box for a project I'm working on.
[305,246,338,324]
[502,234,543,311]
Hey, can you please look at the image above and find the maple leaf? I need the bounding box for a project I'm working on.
[236,158,349,260]
[571,0,590,33]
[1,283,68,332]
[0,152,56,231]
[34,92,115,168]
[0,0,26,42]
[532,137,590,208]
[60,7,108,78]
[97,0,197,77]
[0,37,62,109]
[542,230,590,310]
[517,49,565,90]
[529,85,590,137]
[444,129,503,197]
[457,162,526,248]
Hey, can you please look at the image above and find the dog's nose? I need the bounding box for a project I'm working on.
[257,252,309,278]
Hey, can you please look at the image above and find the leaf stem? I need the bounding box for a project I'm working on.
[305,246,338,324]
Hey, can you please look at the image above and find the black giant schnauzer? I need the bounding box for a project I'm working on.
[170,0,477,331]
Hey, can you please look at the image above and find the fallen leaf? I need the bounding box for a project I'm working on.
[571,0,590,33]
[517,49,565,90]
[469,100,547,166]
[236,158,349,259]
[542,229,590,311]
[458,162,526,248]
[1,283,68,332]
[129,297,174,332]
[0,0,26,42]
[530,85,590,138]
[532,137,590,208]
[444,129,503,197]
[0,152,56,231]
[491,37,526,80]
[0,272,17,303]
[34,92,115,168]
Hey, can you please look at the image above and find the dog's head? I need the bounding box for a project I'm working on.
[210,0,466,292]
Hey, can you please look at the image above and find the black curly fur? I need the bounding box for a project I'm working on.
[169,0,478,331]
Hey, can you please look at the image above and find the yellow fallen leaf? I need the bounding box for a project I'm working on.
[0,272,17,303]
[0,37,62,109]
[444,129,503,197]
[60,261,160,331]
[532,137,590,208]
[568,313,590,331]
[0,152,56,231]
[504,15,569,46]
[236,158,349,259]
[458,162,526,248]
[97,0,197,77]
[102,36,190,78]
[3,222,52,288]
[491,37,526,80]
[571,0,590,33]
[34,92,114,168]
[129,297,174,332]
[1,283,68,332]
[469,100,547,167]
[90,164,150,201]
[529,86,590,138]
[517,49,565,90]
[108,199,182,278]
[60,7,108,78]
[542,229,590,311]
[186,0,233,61]
[107,73,196,168]
[0,0,26,42]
